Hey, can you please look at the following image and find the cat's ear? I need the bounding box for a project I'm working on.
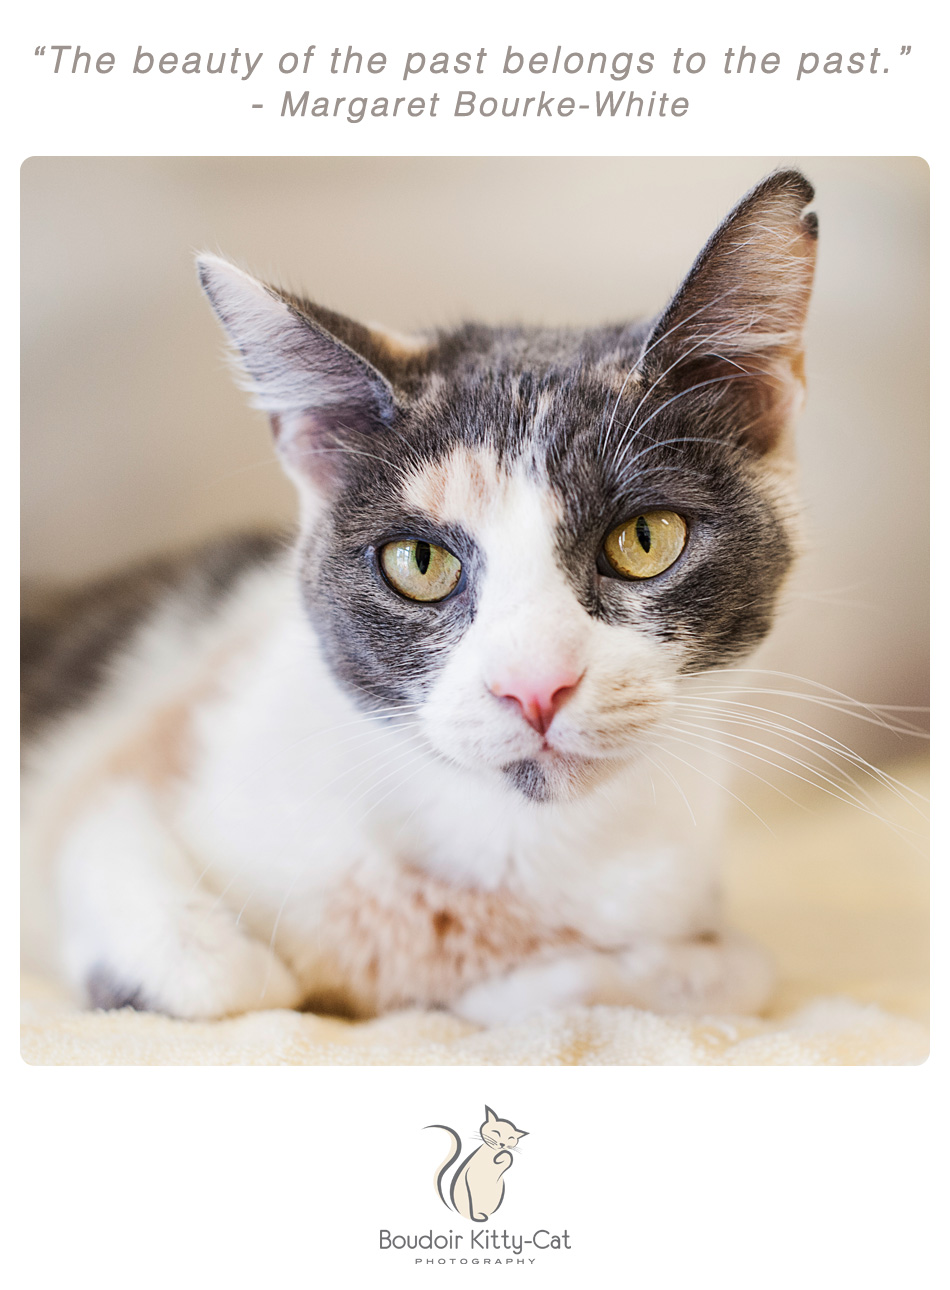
[514,1128,528,1139]
[197,255,413,493]
[484,1105,499,1124]
[638,169,817,457]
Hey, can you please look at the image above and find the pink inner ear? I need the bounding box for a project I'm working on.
[724,351,807,457]
[271,409,348,494]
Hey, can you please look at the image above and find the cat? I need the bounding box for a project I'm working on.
[20,169,817,1024]
[428,1107,528,1222]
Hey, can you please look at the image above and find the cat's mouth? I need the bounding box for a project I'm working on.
[501,749,615,803]
[419,678,670,803]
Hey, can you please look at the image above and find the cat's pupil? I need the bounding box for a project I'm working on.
[635,516,651,552]
[414,541,431,575]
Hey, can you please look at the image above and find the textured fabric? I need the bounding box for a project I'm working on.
[19,981,927,1066]
[21,759,928,1066]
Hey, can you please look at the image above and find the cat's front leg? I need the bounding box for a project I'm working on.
[452,934,774,1026]
[57,779,304,1019]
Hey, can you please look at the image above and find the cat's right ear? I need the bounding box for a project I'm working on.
[197,255,396,495]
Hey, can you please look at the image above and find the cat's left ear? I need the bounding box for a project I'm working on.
[638,169,818,457]
[197,255,427,495]
[484,1105,499,1123]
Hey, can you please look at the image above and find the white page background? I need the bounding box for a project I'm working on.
[8,2,941,1286]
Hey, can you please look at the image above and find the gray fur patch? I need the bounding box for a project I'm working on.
[21,532,284,742]
[502,759,551,803]
[85,966,150,1012]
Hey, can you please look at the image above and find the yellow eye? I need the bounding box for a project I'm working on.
[604,511,688,579]
[380,539,462,602]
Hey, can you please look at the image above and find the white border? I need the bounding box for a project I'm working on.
[9,2,940,1285]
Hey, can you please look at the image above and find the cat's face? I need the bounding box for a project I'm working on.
[295,352,798,803]
[200,171,817,804]
[480,1107,527,1150]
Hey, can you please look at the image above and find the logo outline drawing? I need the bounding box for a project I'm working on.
[426,1105,529,1222]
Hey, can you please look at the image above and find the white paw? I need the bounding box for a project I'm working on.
[451,934,774,1026]
[81,904,304,1020]
[452,954,601,1026]
[616,934,775,1015]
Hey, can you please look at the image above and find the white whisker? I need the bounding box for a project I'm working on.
[644,740,774,833]
[672,700,927,813]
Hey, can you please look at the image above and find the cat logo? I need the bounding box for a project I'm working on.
[426,1106,528,1222]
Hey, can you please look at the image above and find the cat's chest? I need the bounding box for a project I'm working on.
[183,759,721,1016]
[272,857,584,1016]
[249,816,715,1016]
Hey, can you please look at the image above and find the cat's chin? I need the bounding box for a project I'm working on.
[500,752,617,803]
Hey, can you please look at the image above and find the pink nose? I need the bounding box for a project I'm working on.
[490,669,582,736]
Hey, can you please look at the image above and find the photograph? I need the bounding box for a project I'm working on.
[20,155,928,1065]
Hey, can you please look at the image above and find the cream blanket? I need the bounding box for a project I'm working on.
[21,760,928,1066]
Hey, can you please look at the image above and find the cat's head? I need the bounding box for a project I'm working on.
[480,1105,527,1150]
[199,170,816,804]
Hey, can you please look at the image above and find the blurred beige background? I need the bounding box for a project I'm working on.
[21,156,928,765]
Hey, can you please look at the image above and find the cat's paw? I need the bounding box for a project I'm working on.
[451,934,775,1026]
[615,933,775,1015]
[79,904,304,1020]
[452,954,602,1026]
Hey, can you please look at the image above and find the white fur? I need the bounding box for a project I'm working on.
[21,465,771,1022]
[22,191,818,1022]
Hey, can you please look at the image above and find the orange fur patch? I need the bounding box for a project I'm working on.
[595,361,644,394]
[401,445,506,526]
[401,445,564,532]
[310,863,582,1016]
[41,646,239,861]
[367,325,432,364]
[105,699,193,790]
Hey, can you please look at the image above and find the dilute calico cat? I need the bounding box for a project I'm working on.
[21,170,817,1024]
[429,1107,528,1221]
